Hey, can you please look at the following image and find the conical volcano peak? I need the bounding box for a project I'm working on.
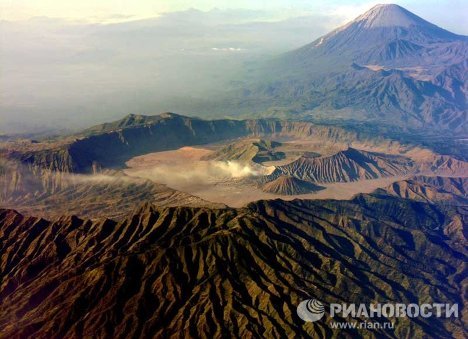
[354,4,431,28]
[309,3,457,52]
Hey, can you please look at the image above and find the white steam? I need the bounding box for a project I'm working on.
[213,161,263,177]
[125,160,274,191]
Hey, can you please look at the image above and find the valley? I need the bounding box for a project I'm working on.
[2,113,467,217]
[123,145,410,207]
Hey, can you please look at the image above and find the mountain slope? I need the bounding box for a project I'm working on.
[203,139,284,163]
[230,4,467,133]
[375,175,468,205]
[1,193,466,338]
[295,4,463,65]
[261,175,324,195]
[268,147,414,183]
[0,159,223,220]
[1,113,384,173]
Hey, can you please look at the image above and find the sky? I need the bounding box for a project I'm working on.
[0,0,467,33]
[0,1,467,134]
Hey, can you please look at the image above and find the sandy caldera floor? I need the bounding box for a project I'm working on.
[124,146,408,208]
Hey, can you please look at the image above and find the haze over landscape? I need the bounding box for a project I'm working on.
[1,0,467,133]
[0,2,467,338]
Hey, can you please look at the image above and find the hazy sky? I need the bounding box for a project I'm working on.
[1,0,467,33]
[1,1,467,134]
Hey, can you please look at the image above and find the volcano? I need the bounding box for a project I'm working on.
[298,3,462,64]
[231,4,467,133]
[261,175,324,195]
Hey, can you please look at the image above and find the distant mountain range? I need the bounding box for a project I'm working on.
[220,4,467,133]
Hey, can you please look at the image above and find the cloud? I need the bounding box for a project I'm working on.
[211,47,244,52]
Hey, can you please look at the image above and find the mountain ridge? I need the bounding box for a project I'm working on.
[2,113,388,173]
[375,175,468,205]
[1,191,466,338]
[261,175,325,195]
[267,147,414,183]
[203,139,285,163]
[224,4,467,133]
